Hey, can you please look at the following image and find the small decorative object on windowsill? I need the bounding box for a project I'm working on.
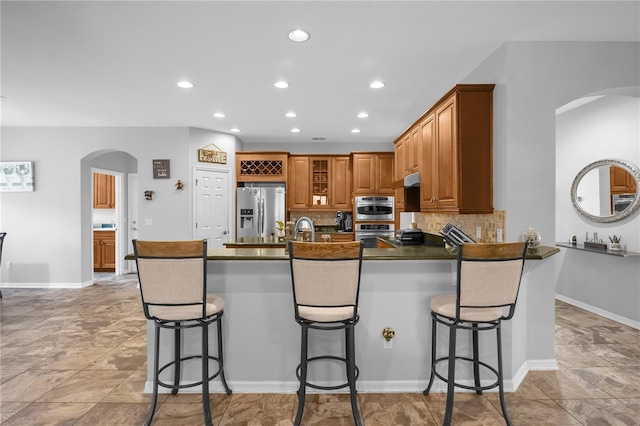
[570,235,577,245]
[523,226,541,248]
[609,235,622,251]
[382,327,395,342]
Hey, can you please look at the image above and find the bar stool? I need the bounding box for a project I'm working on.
[133,239,232,426]
[287,241,364,426]
[423,242,527,426]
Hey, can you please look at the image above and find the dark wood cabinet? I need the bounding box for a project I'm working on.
[288,156,310,210]
[93,173,115,209]
[236,152,289,182]
[93,230,116,272]
[288,155,352,211]
[330,156,352,210]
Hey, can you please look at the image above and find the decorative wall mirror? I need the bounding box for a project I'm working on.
[571,159,640,223]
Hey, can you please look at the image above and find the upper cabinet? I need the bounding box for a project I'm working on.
[610,166,637,194]
[395,127,420,177]
[395,84,494,214]
[236,152,288,182]
[352,153,394,195]
[288,155,352,211]
[93,173,115,209]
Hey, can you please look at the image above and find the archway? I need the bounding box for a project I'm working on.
[80,150,138,283]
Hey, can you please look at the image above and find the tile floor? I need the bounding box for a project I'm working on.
[1,274,639,425]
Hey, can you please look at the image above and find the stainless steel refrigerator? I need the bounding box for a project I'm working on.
[237,186,286,238]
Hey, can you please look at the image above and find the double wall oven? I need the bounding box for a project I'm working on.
[354,196,394,247]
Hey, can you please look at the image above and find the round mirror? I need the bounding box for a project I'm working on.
[571,159,640,223]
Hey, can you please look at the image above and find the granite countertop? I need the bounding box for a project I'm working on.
[126,242,559,261]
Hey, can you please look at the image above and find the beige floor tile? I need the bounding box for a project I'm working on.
[0,369,76,402]
[361,400,438,425]
[153,400,230,425]
[0,402,30,423]
[555,344,615,368]
[73,402,151,426]
[32,346,111,370]
[527,369,614,399]
[0,402,95,426]
[37,370,133,403]
[101,369,169,404]
[424,396,506,426]
[557,398,640,426]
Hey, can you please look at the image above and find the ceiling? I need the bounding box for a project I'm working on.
[1,1,638,145]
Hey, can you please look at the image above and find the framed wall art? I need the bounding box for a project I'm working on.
[0,161,34,192]
[152,159,170,179]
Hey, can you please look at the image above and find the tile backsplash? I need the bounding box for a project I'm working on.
[412,210,506,243]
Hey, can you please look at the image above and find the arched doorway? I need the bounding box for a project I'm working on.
[81,150,138,282]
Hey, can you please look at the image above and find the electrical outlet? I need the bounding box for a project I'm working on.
[476,226,482,238]
[145,219,153,226]
[496,229,503,242]
[6,261,12,269]
[383,340,393,350]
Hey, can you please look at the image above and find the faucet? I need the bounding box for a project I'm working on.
[294,216,315,242]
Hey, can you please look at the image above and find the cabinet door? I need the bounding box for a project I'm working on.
[330,156,352,209]
[420,113,436,209]
[409,127,421,172]
[610,166,637,194]
[434,94,458,209]
[377,154,395,194]
[394,139,405,181]
[288,156,310,209]
[352,154,376,194]
[311,158,330,208]
[93,233,101,269]
[94,173,115,209]
[101,233,116,270]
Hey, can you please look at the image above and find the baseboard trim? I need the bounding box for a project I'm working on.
[555,294,640,330]
[0,281,93,289]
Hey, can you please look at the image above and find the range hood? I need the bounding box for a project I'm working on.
[404,172,420,188]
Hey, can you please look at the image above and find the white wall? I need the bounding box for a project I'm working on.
[244,142,394,154]
[554,95,640,326]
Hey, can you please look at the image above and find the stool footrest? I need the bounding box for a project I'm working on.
[432,355,500,392]
[296,355,360,391]
[157,355,224,390]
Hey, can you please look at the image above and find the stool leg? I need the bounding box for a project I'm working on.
[423,314,438,395]
[145,324,161,426]
[172,326,181,395]
[496,323,512,426]
[346,325,362,426]
[217,315,232,395]
[294,325,308,426]
[443,323,457,426]
[472,323,482,395]
[202,322,213,426]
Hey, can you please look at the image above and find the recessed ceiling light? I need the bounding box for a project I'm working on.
[285,112,297,118]
[351,129,361,133]
[213,113,226,118]
[230,128,240,133]
[291,128,301,133]
[177,81,194,89]
[288,29,310,42]
[369,81,384,89]
[274,81,290,89]
[357,112,369,118]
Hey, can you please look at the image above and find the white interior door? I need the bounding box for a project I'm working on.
[195,168,230,248]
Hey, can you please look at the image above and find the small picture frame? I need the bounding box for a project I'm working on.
[0,161,34,192]
[153,159,170,179]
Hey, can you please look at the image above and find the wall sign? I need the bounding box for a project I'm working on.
[0,161,34,192]
[198,143,227,164]
[152,159,170,179]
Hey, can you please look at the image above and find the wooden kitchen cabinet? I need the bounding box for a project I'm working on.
[93,230,116,272]
[236,152,289,182]
[330,156,352,210]
[610,166,637,194]
[419,84,494,213]
[288,155,352,211]
[288,156,310,210]
[352,152,394,195]
[93,173,115,209]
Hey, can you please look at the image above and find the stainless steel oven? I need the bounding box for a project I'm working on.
[355,223,395,248]
[355,196,394,221]
[612,193,635,214]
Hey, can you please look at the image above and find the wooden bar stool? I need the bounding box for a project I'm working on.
[288,241,364,426]
[423,242,527,426]
[133,239,232,426]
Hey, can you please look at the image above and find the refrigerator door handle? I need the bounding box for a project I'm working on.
[258,196,264,236]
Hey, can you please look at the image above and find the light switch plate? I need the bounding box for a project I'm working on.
[496,229,503,242]
[476,226,482,238]
[383,340,393,350]
[145,219,153,226]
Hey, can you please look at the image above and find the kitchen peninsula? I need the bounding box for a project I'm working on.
[133,244,559,395]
